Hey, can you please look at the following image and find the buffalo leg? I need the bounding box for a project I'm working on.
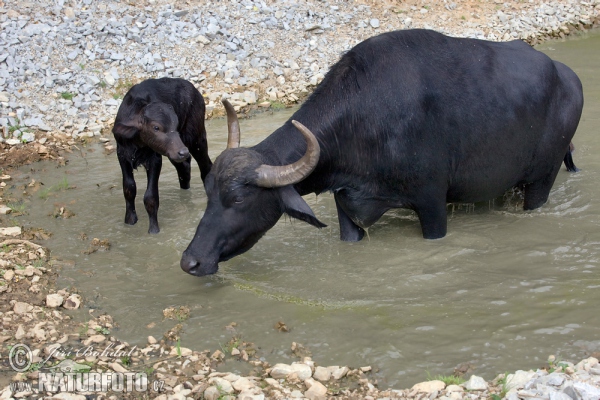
[414,197,447,239]
[117,152,138,226]
[170,157,192,189]
[523,162,562,210]
[189,136,212,183]
[144,154,162,234]
[334,194,364,242]
[563,146,579,172]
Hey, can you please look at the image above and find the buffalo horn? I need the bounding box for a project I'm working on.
[254,120,320,188]
[223,99,240,149]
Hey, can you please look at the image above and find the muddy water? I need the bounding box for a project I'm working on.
[15,31,600,387]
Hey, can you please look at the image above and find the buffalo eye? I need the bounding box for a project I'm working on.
[153,126,160,131]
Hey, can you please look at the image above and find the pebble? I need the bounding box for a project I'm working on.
[46,293,64,308]
[0,227,22,236]
[63,294,82,310]
[412,380,446,393]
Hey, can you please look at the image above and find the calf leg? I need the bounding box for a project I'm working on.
[170,157,192,189]
[189,135,212,183]
[523,162,562,210]
[334,194,364,242]
[414,195,448,239]
[117,152,138,226]
[144,154,162,234]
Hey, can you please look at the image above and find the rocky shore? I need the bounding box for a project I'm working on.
[1,0,600,399]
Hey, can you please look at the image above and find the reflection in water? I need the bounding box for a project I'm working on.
[13,30,600,387]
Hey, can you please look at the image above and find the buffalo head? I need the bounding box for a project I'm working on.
[112,101,190,162]
[180,100,326,276]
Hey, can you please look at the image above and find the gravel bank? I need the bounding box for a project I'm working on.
[1,0,600,399]
[0,0,599,149]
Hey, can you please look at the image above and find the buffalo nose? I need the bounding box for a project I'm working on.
[180,252,200,276]
[178,148,190,159]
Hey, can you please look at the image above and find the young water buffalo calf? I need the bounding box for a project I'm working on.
[112,78,212,233]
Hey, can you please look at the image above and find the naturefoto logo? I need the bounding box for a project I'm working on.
[8,343,164,394]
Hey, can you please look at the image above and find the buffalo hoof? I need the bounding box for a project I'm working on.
[148,225,160,234]
[124,212,138,226]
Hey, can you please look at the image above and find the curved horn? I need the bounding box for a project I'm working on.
[222,99,240,149]
[254,120,320,188]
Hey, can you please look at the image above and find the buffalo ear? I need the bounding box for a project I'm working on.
[279,185,327,228]
[112,121,140,140]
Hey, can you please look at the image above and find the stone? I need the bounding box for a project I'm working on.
[83,335,106,345]
[465,375,488,391]
[331,366,349,380]
[411,380,445,393]
[304,380,327,399]
[15,325,26,340]
[506,370,536,392]
[573,381,600,399]
[148,336,157,344]
[446,384,463,393]
[270,363,293,379]
[208,377,233,393]
[3,269,14,280]
[203,386,220,400]
[109,362,128,373]
[290,363,312,381]
[46,294,64,308]
[63,294,81,310]
[52,393,86,400]
[170,346,193,357]
[13,302,33,314]
[232,377,254,392]
[0,227,22,236]
[313,366,331,381]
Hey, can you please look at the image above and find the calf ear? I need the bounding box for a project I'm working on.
[112,121,139,140]
[279,185,327,228]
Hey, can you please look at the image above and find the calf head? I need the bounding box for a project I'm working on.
[180,100,325,277]
[113,102,189,162]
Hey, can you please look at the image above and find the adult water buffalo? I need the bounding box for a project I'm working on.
[113,78,212,234]
[181,29,583,276]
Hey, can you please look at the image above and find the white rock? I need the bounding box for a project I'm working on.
[148,335,157,344]
[15,325,26,340]
[573,381,600,400]
[3,269,14,280]
[0,205,11,215]
[208,377,233,393]
[270,363,293,379]
[304,380,327,399]
[13,302,33,314]
[331,366,349,380]
[83,335,106,346]
[290,363,312,380]
[170,346,193,357]
[63,294,81,310]
[109,362,128,373]
[412,380,445,393]
[203,386,220,400]
[232,377,255,392]
[313,366,331,381]
[51,393,86,400]
[46,294,64,308]
[446,384,464,393]
[506,370,536,392]
[0,226,21,236]
[464,375,488,391]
